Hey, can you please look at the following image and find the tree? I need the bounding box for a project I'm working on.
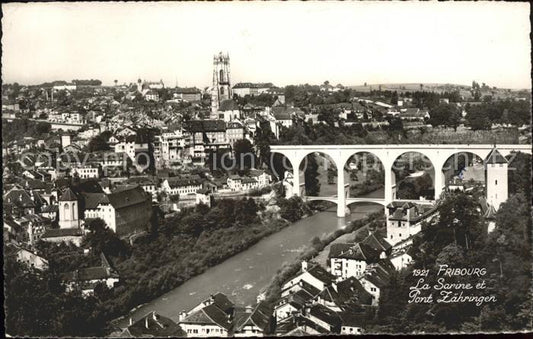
[465,106,491,130]
[506,152,532,201]
[391,91,399,105]
[35,121,52,135]
[254,121,276,167]
[317,107,338,127]
[233,139,256,170]
[87,133,110,152]
[327,167,336,184]
[83,218,130,257]
[278,196,307,222]
[303,154,320,196]
[428,103,461,130]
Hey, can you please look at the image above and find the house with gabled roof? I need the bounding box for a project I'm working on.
[233,302,272,337]
[62,252,120,296]
[302,303,342,334]
[275,316,323,336]
[3,188,39,217]
[178,292,234,337]
[329,242,381,280]
[15,246,49,271]
[338,310,366,335]
[281,261,335,298]
[274,288,316,322]
[314,277,372,312]
[385,201,438,245]
[361,232,392,258]
[359,259,396,306]
[119,311,185,338]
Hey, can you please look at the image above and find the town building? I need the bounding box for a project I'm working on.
[40,227,84,246]
[232,303,272,337]
[196,188,212,207]
[178,293,234,337]
[15,246,49,271]
[329,242,381,280]
[314,277,372,312]
[232,83,274,97]
[119,311,185,337]
[227,175,259,192]
[281,261,335,298]
[385,201,437,246]
[217,99,241,122]
[185,120,230,161]
[174,87,202,102]
[226,121,245,147]
[162,176,203,198]
[71,164,100,179]
[145,90,159,102]
[359,259,396,306]
[62,252,120,296]
[83,186,152,235]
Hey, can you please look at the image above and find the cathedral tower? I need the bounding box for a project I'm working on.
[211,52,232,116]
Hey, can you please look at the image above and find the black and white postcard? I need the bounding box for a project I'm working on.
[2,2,531,337]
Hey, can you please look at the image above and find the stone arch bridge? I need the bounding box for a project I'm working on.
[270,144,531,217]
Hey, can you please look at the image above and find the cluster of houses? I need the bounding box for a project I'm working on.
[109,198,441,337]
[115,293,271,337]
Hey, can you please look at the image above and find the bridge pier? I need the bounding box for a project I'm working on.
[434,168,444,200]
[337,168,346,217]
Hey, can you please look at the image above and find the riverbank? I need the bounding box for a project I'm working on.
[262,210,385,307]
[113,198,383,329]
[108,196,320,328]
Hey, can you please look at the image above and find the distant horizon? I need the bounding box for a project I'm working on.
[4,80,531,92]
[2,2,531,90]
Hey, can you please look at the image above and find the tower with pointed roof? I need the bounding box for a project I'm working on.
[211,52,232,117]
[58,188,80,229]
[485,147,508,210]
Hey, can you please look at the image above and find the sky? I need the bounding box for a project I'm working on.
[2,2,531,89]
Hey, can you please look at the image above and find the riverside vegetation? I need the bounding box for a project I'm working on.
[5,196,313,337]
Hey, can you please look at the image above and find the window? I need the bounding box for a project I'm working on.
[495,180,498,185]
[220,87,224,95]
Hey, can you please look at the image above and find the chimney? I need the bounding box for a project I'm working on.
[145,315,149,329]
[301,260,308,272]
[129,318,133,326]
[245,305,253,313]
[178,311,187,322]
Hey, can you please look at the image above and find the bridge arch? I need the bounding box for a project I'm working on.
[297,151,340,198]
[441,152,485,191]
[344,151,385,200]
[391,151,436,200]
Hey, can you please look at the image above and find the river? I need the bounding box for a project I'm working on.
[117,188,384,327]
